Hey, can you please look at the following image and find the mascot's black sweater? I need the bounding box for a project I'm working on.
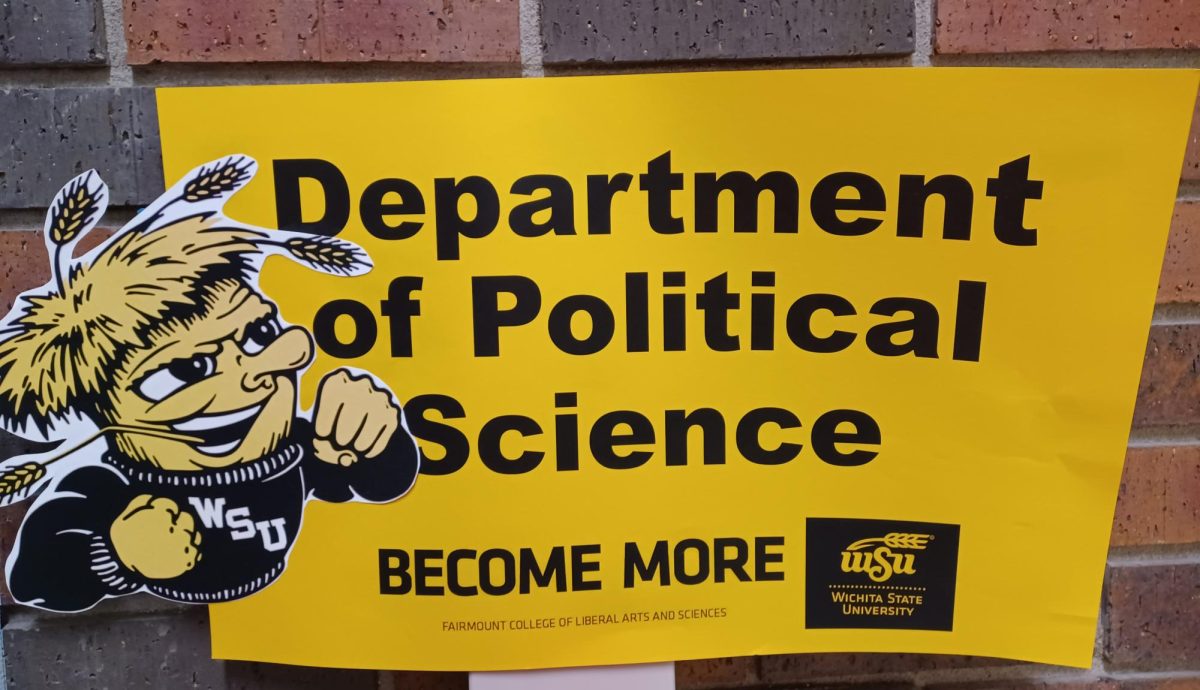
[6,419,419,611]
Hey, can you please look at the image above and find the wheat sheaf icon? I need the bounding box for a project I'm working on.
[846,533,933,551]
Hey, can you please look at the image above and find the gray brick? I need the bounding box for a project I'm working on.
[0,0,107,66]
[0,88,163,208]
[541,0,913,64]
[3,606,379,689]
[224,659,379,690]
[382,670,470,689]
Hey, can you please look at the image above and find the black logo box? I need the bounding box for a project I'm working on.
[806,517,960,631]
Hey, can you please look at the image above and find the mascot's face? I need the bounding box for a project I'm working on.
[103,280,314,470]
[0,156,371,475]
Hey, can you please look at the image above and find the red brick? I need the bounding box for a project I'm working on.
[380,671,467,689]
[1160,202,1200,304]
[1184,96,1200,181]
[1112,447,1200,547]
[0,502,28,604]
[0,232,51,313]
[759,653,1014,683]
[676,657,758,689]
[320,0,518,63]
[123,0,320,64]
[0,229,113,312]
[935,0,1200,54]
[1106,564,1200,670]
[124,0,518,64]
[1133,325,1200,428]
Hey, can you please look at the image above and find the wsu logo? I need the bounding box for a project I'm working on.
[839,532,932,583]
[807,518,959,631]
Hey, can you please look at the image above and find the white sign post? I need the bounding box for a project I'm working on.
[470,663,675,689]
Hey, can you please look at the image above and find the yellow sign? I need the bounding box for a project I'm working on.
[155,68,1197,671]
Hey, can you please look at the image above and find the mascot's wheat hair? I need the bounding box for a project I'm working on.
[0,156,419,611]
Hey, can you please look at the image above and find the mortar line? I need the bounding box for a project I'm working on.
[932,50,1200,68]
[127,62,522,87]
[518,0,545,78]
[546,55,911,77]
[1123,434,1200,451]
[0,210,49,231]
[2,605,191,630]
[911,666,1105,687]
[1108,542,1200,566]
[1105,670,1200,680]
[99,0,132,86]
[1151,303,1200,325]
[911,0,934,67]
[0,68,111,87]
[1177,180,1200,200]
[0,208,138,232]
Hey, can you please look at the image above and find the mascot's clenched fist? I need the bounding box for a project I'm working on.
[111,496,201,579]
[313,370,402,467]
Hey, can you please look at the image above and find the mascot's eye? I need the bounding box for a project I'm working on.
[136,354,218,402]
[240,316,282,355]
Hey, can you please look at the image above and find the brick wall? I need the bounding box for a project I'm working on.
[0,0,1196,688]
